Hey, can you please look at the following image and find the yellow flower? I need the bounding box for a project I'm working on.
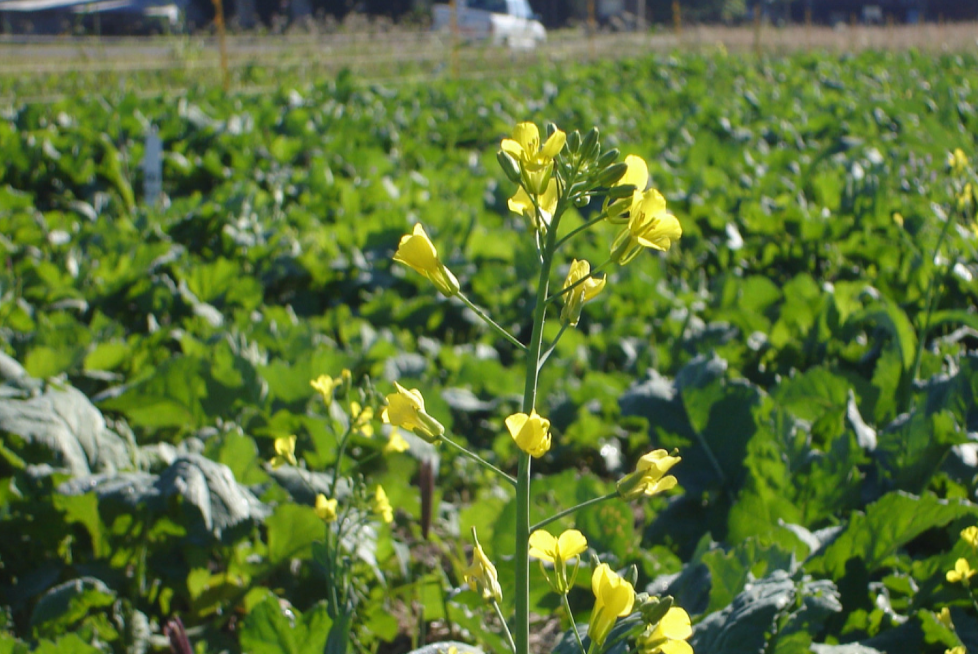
[947,558,975,585]
[508,177,559,232]
[949,148,969,175]
[892,212,904,228]
[500,121,566,195]
[961,526,978,549]
[505,410,551,458]
[560,259,606,327]
[588,563,635,647]
[350,402,374,437]
[617,450,681,500]
[381,382,445,444]
[616,155,650,191]
[464,527,502,603]
[310,374,338,406]
[374,485,394,524]
[936,607,954,629]
[946,647,965,654]
[384,428,410,454]
[529,529,588,594]
[269,435,297,468]
[393,223,460,297]
[315,494,338,522]
[638,607,693,654]
[610,189,682,265]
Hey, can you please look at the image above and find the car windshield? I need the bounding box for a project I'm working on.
[468,0,508,13]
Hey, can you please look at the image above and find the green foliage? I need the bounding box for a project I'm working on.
[2,47,978,654]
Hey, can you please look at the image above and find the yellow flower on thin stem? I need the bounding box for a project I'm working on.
[350,402,374,437]
[610,189,682,265]
[269,435,297,468]
[505,410,551,458]
[605,155,649,222]
[588,563,635,648]
[508,177,559,233]
[529,528,587,594]
[617,450,681,500]
[500,121,566,195]
[384,428,410,454]
[393,223,460,297]
[961,526,978,549]
[315,494,338,523]
[310,374,338,406]
[638,607,693,654]
[464,527,502,603]
[381,382,445,443]
[936,607,954,629]
[947,558,976,585]
[560,259,606,327]
[946,647,965,654]
[373,485,394,524]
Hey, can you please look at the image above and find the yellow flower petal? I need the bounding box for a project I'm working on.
[506,410,551,458]
[315,494,338,522]
[617,154,649,191]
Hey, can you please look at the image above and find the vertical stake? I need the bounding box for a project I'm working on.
[753,2,761,56]
[587,0,596,59]
[450,0,459,79]
[212,0,229,92]
[672,0,681,35]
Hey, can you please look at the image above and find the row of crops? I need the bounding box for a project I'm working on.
[2,48,978,654]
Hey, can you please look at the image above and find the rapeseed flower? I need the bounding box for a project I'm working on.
[500,122,566,195]
[611,189,682,265]
[310,374,338,406]
[588,563,635,647]
[617,450,681,500]
[947,558,975,585]
[350,402,374,437]
[315,494,338,523]
[465,528,502,603]
[374,485,394,524]
[269,435,297,468]
[637,607,693,654]
[560,259,606,327]
[508,177,559,232]
[529,528,587,594]
[384,428,410,454]
[506,410,551,458]
[393,224,460,297]
[961,526,978,549]
[381,382,445,443]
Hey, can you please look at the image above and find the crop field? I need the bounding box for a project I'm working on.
[2,30,978,654]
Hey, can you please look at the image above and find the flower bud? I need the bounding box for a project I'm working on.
[639,595,673,626]
[580,127,600,162]
[566,129,582,154]
[595,148,620,169]
[594,161,629,187]
[497,150,522,184]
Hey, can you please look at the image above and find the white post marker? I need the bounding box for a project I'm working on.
[142,126,162,207]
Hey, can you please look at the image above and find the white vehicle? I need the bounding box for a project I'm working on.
[432,0,546,49]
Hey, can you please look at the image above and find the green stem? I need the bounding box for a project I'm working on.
[538,322,570,371]
[531,492,618,532]
[515,194,561,654]
[491,598,518,653]
[441,435,517,486]
[908,207,956,400]
[458,292,527,351]
[554,213,608,252]
[546,259,612,306]
[561,592,588,654]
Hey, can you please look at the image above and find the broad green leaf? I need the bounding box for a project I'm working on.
[30,577,116,638]
[266,503,323,565]
[807,492,978,580]
[239,596,332,654]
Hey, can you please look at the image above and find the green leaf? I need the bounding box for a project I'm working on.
[266,503,323,565]
[30,577,116,638]
[807,492,978,580]
[51,493,107,558]
[239,596,332,654]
